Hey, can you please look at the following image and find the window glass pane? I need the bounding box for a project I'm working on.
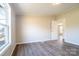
[0,40,5,47]
[0,3,9,51]
[0,24,9,50]
[0,20,7,25]
[0,6,6,19]
[0,24,5,48]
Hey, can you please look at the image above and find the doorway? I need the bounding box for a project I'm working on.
[58,23,64,42]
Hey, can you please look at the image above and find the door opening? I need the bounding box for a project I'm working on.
[58,23,64,42]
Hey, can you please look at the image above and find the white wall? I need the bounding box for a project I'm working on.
[1,4,16,56]
[16,16,56,44]
[57,7,79,45]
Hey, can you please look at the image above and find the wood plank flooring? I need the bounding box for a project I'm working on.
[12,40,79,56]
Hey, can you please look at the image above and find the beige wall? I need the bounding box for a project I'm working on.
[1,4,16,56]
[16,15,56,43]
[57,7,79,45]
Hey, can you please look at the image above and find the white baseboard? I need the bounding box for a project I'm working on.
[65,40,79,46]
[16,39,58,45]
[16,40,48,44]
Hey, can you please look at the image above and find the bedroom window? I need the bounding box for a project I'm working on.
[0,3,11,53]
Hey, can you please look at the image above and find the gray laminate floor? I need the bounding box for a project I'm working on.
[12,40,79,56]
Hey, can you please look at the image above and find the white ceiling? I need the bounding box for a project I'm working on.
[11,3,79,16]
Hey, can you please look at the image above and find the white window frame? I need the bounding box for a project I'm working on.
[0,3,11,55]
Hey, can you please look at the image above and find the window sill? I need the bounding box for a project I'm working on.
[0,42,11,56]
